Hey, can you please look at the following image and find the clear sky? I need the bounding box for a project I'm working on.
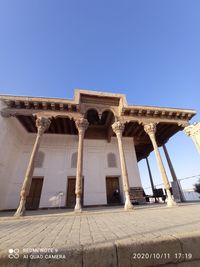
[0,1,199,192]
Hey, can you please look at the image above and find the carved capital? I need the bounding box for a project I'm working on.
[36,116,51,135]
[143,123,157,136]
[75,118,89,135]
[184,122,200,137]
[112,121,125,136]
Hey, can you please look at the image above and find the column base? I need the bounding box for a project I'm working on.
[74,197,82,213]
[166,198,177,207]
[14,210,25,217]
[14,198,26,217]
[166,189,177,207]
[124,192,134,211]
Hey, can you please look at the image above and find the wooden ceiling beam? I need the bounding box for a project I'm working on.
[158,125,180,145]
[31,116,37,132]
[132,124,143,136]
[107,126,113,142]
[17,116,29,132]
[124,123,134,137]
[55,118,61,133]
[105,111,113,127]
[69,119,74,134]
[50,118,57,133]
[25,116,36,132]
[62,118,68,134]
[58,118,64,133]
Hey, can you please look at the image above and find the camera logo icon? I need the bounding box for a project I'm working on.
[8,248,19,259]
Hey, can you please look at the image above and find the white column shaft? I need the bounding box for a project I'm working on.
[144,123,177,207]
[112,121,133,211]
[150,136,170,190]
[74,118,88,212]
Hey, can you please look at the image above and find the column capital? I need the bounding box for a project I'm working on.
[184,122,200,137]
[75,118,89,134]
[143,122,157,137]
[112,121,125,136]
[36,116,51,135]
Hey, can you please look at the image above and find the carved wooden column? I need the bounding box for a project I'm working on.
[14,116,51,217]
[143,123,177,207]
[112,121,134,210]
[74,118,88,212]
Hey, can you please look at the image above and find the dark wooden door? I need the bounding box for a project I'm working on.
[106,177,121,204]
[26,177,43,210]
[66,177,84,208]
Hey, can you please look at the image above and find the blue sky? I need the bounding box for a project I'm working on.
[0,1,199,192]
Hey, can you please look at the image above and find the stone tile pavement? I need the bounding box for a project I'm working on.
[0,203,200,267]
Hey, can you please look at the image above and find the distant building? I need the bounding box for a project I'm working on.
[183,189,200,201]
[0,89,196,216]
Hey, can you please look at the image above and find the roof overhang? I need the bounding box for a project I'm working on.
[0,89,197,161]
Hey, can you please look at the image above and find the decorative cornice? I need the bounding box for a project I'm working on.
[0,89,196,123]
[121,106,196,121]
[120,115,190,127]
[0,107,80,121]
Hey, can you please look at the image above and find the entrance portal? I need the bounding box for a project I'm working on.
[106,177,121,204]
[26,177,44,210]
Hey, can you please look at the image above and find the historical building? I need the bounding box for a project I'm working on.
[0,89,197,216]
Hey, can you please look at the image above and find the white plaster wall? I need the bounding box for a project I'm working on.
[0,108,142,209]
[83,138,142,206]
[0,100,27,210]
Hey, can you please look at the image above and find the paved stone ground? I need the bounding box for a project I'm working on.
[0,203,200,267]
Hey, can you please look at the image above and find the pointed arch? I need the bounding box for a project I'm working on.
[85,109,100,125]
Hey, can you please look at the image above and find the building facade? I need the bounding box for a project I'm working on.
[0,89,197,216]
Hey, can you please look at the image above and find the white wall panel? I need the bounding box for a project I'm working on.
[0,105,142,210]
